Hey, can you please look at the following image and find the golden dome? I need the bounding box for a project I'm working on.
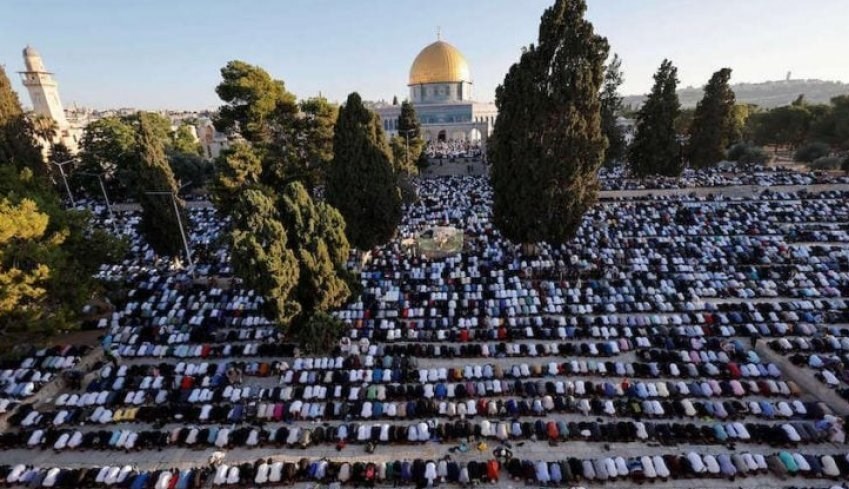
[408,40,471,85]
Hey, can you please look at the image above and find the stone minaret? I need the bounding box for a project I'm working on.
[19,45,70,131]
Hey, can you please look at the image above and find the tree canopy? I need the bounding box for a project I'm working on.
[490,0,609,246]
[628,60,682,177]
[1,70,124,339]
[687,68,737,168]
[211,61,353,351]
[327,92,402,250]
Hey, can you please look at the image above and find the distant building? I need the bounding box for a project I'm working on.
[194,117,230,160]
[375,36,497,151]
[18,46,81,153]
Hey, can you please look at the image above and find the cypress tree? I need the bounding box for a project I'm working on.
[230,188,301,327]
[327,92,401,250]
[390,101,425,174]
[490,0,609,246]
[131,112,189,258]
[629,59,682,177]
[278,182,350,314]
[688,68,736,168]
[600,54,626,166]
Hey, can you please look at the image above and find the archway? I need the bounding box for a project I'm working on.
[468,128,482,142]
[437,130,447,142]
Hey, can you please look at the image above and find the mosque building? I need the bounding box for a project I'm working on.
[376,35,497,151]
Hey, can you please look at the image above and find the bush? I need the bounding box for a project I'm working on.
[794,142,831,163]
[809,156,843,171]
[727,143,768,166]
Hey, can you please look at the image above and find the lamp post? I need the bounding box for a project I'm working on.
[399,129,416,170]
[77,172,113,221]
[52,159,76,207]
[144,190,194,275]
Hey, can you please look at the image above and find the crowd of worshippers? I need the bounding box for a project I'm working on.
[598,164,849,191]
[4,451,849,488]
[425,140,483,160]
[771,335,849,404]
[2,172,849,487]
[0,345,88,416]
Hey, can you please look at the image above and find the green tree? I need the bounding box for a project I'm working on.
[130,112,188,258]
[214,60,298,145]
[168,152,212,191]
[30,114,58,143]
[490,0,609,246]
[296,96,338,188]
[687,68,737,168]
[0,197,52,327]
[278,182,350,314]
[230,188,301,327]
[810,96,849,150]
[76,116,136,195]
[673,108,695,136]
[211,142,263,215]
[171,123,202,155]
[390,100,425,174]
[794,141,831,163]
[600,53,626,166]
[727,143,768,168]
[0,67,124,339]
[0,66,45,175]
[327,92,402,250]
[628,59,681,177]
[747,105,812,149]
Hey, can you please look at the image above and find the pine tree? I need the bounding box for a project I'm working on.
[327,92,402,250]
[600,54,626,166]
[490,0,609,246]
[390,100,425,174]
[628,59,682,177]
[688,68,736,168]
[131,113,189,258]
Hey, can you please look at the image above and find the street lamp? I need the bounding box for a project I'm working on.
[52,159,76,207]
[398,129,416,170]
[77,172,114,221]
[144,190,195,274]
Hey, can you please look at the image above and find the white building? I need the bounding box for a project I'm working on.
[376,37,497,151]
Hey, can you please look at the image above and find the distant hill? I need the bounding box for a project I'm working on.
[623,79,849,109]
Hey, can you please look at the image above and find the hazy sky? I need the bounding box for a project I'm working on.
[1,0,846,110]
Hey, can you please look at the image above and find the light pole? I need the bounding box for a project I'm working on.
[77,172,114,221]
[52,159,76,207]
[399,129,416,170]
[144,190,195,274]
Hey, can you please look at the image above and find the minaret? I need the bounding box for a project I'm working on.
[19,45,70,132]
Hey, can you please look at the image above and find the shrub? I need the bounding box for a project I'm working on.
[727,143,768,166]
[809,156,843,171]
[794,142,831,163]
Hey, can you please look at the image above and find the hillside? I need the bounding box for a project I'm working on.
[623,79,849,109]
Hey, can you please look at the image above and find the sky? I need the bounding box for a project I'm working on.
[1,0,846,111]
